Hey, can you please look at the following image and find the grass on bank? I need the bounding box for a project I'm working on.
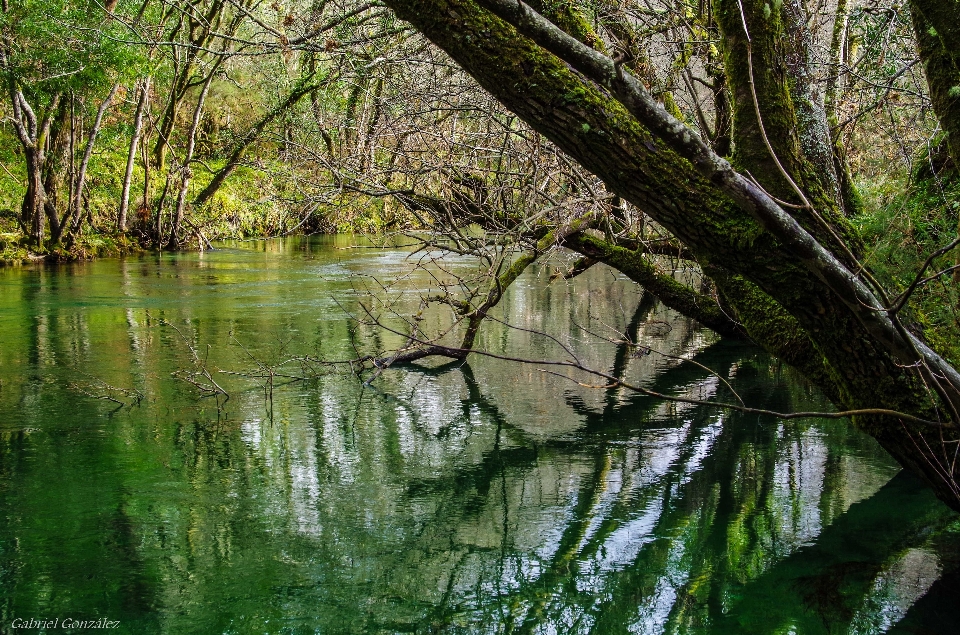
[0,132,398,265]
[856,162,960,366]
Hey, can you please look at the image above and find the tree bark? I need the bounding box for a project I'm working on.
[825,0,850,123]
[564,233,746,340]
[119,77,151,232]
[380,0,960,509]
[910,0,960,170]
[42,100,72,244]
[67,83,120,235]
[716,0,847,231]
[9,90,60,246]
[823,0,863,217]
[22,146,45,245]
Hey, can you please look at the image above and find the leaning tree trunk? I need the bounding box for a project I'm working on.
[66,83,120,237]
[118,77,151,232]
[192,72,321,208]
[379,0,960,510]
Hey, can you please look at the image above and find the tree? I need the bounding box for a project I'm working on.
[371,0,960,511]
[910,0,960,171]
[0,0,139,245]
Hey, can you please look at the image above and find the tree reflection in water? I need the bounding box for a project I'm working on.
[0,241,957,634]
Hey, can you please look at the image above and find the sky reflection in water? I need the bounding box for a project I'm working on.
[0,236,957,635]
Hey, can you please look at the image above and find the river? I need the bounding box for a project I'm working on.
[0,236,957,634]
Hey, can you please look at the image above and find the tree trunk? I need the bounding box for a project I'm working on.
[168,69,216,249]
[142,125,151,227]
[910,0,960,170]
[22,146,45,245]
[68,83,120,234]
[193,73,319,208]
[119,77,151,232]
[381,0,960,510]
[909,0,960,293]
[43,100,72,244]
[823,0,863,217]
[10,91,60,246]
[716,0,846,227]
[151,0,228,174]
[825,0,850,123]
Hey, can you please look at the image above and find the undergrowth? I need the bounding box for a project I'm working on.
[0,132,396,265]
[857,171,960,365]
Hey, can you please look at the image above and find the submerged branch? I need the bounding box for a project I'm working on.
[389,0,960,422]
[360,310,950,428]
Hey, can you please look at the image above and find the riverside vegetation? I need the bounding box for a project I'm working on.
[3,0,960,512]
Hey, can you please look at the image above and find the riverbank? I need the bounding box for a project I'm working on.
[0,198,370,267]
[0,232,146,267]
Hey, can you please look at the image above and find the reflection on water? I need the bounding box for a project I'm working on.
[0,236,957,635]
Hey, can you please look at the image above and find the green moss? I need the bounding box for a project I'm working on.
[856,176,960,366]
[527,0,605,52]
[661,92,685,121]
[711,269,844,402]
[716,0,863,258]
[0,231,31,265]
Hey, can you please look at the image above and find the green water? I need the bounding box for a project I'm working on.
[0,236,957,635]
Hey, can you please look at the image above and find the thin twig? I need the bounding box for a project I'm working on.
[358,310,951,428]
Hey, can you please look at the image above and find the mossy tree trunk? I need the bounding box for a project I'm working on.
[21,146,45,244]
[40,100,71,244]
[379,0,960,510]
[715,0,847,238]
[910,0,960,170]
[9,90,60,246]
[909,0,960,298]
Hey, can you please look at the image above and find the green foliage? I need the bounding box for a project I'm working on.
[1,0,144,100]
[0,135,26,214]
[857,176,960,364]
[0,233,29,265]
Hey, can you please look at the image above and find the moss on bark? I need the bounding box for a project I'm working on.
[383,0,960,510]
[708,266,842,403]
[565,233,746,339]
[910,0,960,171]
[714,0,862,257]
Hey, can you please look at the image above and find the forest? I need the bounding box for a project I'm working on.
[5,0,960,631]
[3,0,960,535]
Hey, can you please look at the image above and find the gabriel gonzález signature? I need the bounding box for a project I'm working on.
[10,618,120,629]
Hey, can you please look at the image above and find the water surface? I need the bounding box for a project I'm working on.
[0,236,957,634]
